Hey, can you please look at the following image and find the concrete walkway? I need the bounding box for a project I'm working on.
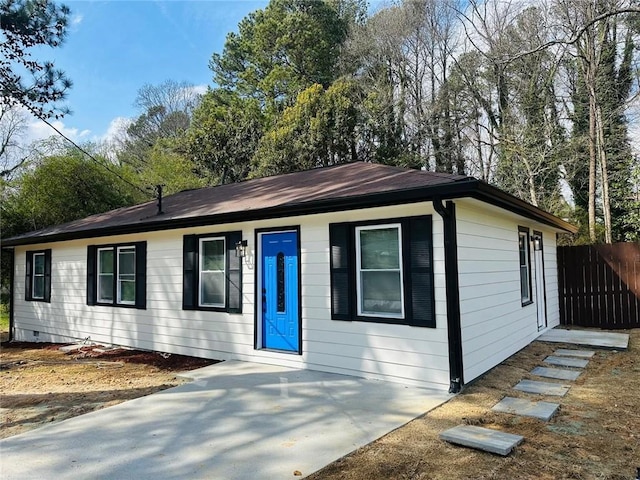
[0,361,451,480]
[538,328,629,349]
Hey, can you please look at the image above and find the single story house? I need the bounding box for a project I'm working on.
[2,162,576,392]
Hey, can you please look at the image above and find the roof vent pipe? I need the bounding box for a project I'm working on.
[155,184,165,215]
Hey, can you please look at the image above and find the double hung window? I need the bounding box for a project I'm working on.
[199,238,226,307]
[330,216,435,327]
[518,227,532,305]
[355,224,404,318]
[87,242,146,309]
[25,249,51,302]
[182,231,243,313]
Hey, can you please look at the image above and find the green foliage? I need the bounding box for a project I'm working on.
[0,147,142,298]
[118,80,201,175]
[565,6,639,242]
[493,7,566,211]
[135,139,207,195]
[251,80,361,176]
[210,0,360,114]
[186,89,264,184]
[0,0,72,118]
[1,148,140,238]
[616,160,640,242]
[0,310,8,332]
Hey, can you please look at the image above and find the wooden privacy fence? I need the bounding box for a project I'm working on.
[557,242,640,329]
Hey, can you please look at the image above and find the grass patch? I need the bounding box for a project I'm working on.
[0,310,9,333]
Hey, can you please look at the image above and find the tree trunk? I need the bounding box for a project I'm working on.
[596,104,612,243]
[587,89,597,243]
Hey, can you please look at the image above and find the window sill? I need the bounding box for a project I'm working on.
[94,302,143,310]
[334,315,436,328]
[521,300,534,307]
[183,305,241,313]
[26,298,50,303]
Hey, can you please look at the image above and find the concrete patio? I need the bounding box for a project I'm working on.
[0,361,451,480]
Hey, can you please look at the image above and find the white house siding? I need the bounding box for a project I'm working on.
[12,202,451,390]
[455,199,561,384]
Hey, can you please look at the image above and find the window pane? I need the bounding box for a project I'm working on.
[33,276,45,299]
[99,274,113,301]
[202,240,225,271]
[361,271,402,315]
[99,250,114,274]
[201,271,225,306]
[360,228,400,270]
[118,248,135,275]
[277,252,285,313]
[119,279,135,303]
[519,231,530,302]
[34,254,45,275]
[519,234,527,266]
[521,267,529,299]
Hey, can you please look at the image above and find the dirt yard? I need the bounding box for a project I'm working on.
[0,338,216,439]
[1,330,638,479]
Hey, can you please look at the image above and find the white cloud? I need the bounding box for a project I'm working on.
[26,116,91,145]
[191,84,208,96]
[101,116,133,144]
[71,14,83,26]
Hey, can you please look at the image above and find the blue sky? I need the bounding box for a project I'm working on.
[30,1,269,142]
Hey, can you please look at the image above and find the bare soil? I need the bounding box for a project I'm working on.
[1,330,638,480]
[0,338,216,439]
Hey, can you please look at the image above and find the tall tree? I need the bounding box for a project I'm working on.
[0,106,31,178]
[210,0,363,116]
[559,0,639,242]
[202,0,365,179]
[251,80,361,176]
[0,0,72,118]
[117,80,202,169]
[493,6,567,211]
[1,145,139,237]
[186,89,263,184]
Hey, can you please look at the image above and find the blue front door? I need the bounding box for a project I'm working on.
[261,231,299,352]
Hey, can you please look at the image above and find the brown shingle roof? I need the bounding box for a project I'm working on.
[1,162,575,246]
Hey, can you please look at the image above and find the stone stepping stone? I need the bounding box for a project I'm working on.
[492,396,559,421]
[553,348,595,358]
[514,379,570,396]
[531,366,581,381]
[440,425,524,456]
[544,355,589,368]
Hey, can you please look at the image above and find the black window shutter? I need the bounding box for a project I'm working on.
[226,231,243,314]
[183,235,197,310]
[25,251,33,301]
[135,242,147,309]
[87,246,97,305]
[43,249,52,303]
[405,216,436,328]
[329,223,353,320]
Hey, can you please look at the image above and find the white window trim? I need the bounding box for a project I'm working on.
[355,223,405,319]
[519,230,531,304]
[32,252,45,300]
[97,247,114,303]
[116,246,136,306]
[198,237,226,308]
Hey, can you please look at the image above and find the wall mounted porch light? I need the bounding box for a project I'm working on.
[533,235,542,251]
[235,240,248,258]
